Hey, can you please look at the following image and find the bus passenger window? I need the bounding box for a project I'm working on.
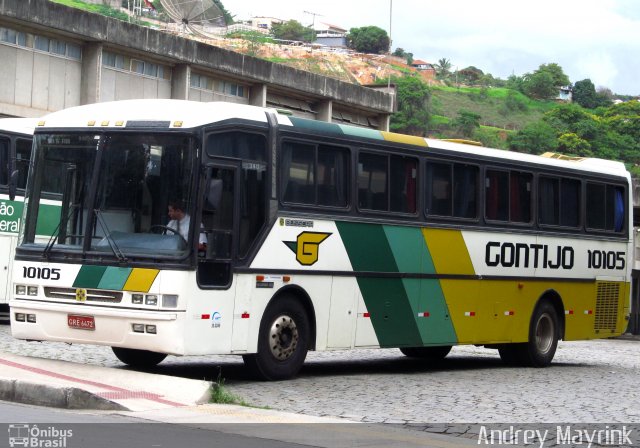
[453,164,478,218]
[485,170,509,221]
[282,142,315,204]
[390,155,417,214]
[358,152,387,211]
[541,176,581,228]
[486,169,531,223]
[588,182,625,232]
[427,163,452,216]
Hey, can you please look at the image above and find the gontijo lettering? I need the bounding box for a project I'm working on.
[486,241,574,269]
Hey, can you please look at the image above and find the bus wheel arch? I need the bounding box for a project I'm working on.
[522,292,563,367]
[242,286,315,380]
[538,289,565,341]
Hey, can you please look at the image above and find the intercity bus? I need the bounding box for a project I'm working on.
[0,118,59,320]
[10,100,632,380]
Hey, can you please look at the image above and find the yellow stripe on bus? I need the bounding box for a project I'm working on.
[422,228,475,275]
[380,131,428,147]
[123,268,160,292]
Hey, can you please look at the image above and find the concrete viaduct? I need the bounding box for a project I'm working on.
[0,0,394,129]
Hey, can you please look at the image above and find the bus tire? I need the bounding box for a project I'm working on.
[111,347,167,369]
[399,345,452,360]
[519,300,559,367]
[243,296,310,381]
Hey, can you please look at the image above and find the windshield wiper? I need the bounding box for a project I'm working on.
[42,206,76,260]
[94,209,127,263]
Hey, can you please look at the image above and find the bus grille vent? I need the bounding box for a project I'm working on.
[594,282,620,332]
[44,287,123,303]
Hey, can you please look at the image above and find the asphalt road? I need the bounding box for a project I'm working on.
[1,325,639,438]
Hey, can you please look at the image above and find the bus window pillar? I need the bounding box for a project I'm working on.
[250,84,267,108]
[316,100,332,123]
[80,42,103,105]
[171,64,191,100]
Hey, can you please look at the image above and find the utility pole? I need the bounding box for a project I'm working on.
[303,10,323,29]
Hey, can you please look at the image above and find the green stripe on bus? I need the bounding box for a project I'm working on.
[288,117,345,136]
[336,222,423,347]
[72,265,108,288]
[383,225,458,345]
[98,266,133,290]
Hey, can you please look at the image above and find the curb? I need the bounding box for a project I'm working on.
[0,378,128,411]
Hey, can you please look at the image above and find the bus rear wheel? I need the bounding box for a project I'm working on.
[112,347,167,369]
[518,300,559,367]
[243,296,310,381]
[400,346,452,360]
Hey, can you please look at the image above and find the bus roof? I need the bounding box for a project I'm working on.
[0,117,38,136]
[35,100,269,130]
[35,99,628,179]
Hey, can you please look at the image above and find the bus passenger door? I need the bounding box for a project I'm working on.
[198,162,240,288]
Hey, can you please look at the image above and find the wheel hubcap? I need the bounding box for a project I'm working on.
[535,313,554,354]
[268,315,299,360]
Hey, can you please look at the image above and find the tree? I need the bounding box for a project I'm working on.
[573,79,599,109]
[522,63,570,100]
[393,48,413,65]
[457,66,483,85]
[451,110,481,138]
[557,133,593,157]
[434,58,452,80]
[271,20,315,42]
[507,121,558,154]
[522,70,557,99]
[389,75,431,136]
[346,26,390,54]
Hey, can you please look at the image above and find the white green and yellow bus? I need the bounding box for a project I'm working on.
[0,118,62,320]
[10,100,632,380]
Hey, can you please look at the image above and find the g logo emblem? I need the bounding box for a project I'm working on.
[284,232,331,266]
[75,288,87,302]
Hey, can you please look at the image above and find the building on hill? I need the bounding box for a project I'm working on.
[411,59,436,81]
[249,16,284,32]
[0,0,394,129]
[314,22,347,47]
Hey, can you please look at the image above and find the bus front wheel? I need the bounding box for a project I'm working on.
[112,347,167,369]
[400,346,452,360]
[243,296,310,381]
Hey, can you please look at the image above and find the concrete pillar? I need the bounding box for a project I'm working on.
[377,114,391,132]
[316,100,332,123]
[249,83,267,107]
[80,42,103,105]
[171,64,190,100]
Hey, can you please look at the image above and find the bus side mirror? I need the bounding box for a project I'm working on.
[8,169,18,201]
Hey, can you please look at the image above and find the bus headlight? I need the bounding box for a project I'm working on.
[162,295,178,308]
[132,294,143,305]
[27,286,38,296]
[15,285,26,295]
[132,323,145,333]
[15,313,26,322]
[145,295,158,306]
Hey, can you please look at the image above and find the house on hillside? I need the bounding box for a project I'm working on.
[249,16,284,31]
[411,59,436,81]
[314,22,348,47]
[557,85,573,102]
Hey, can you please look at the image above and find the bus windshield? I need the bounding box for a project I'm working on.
[24,132,196,260]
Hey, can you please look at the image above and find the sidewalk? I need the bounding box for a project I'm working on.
[0,351,478,447]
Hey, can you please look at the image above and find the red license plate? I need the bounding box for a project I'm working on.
[67,314,95,330]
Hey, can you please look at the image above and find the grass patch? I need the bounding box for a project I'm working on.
[50,0,130,20]
[431,85,556,131]
[210,375,248,406]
